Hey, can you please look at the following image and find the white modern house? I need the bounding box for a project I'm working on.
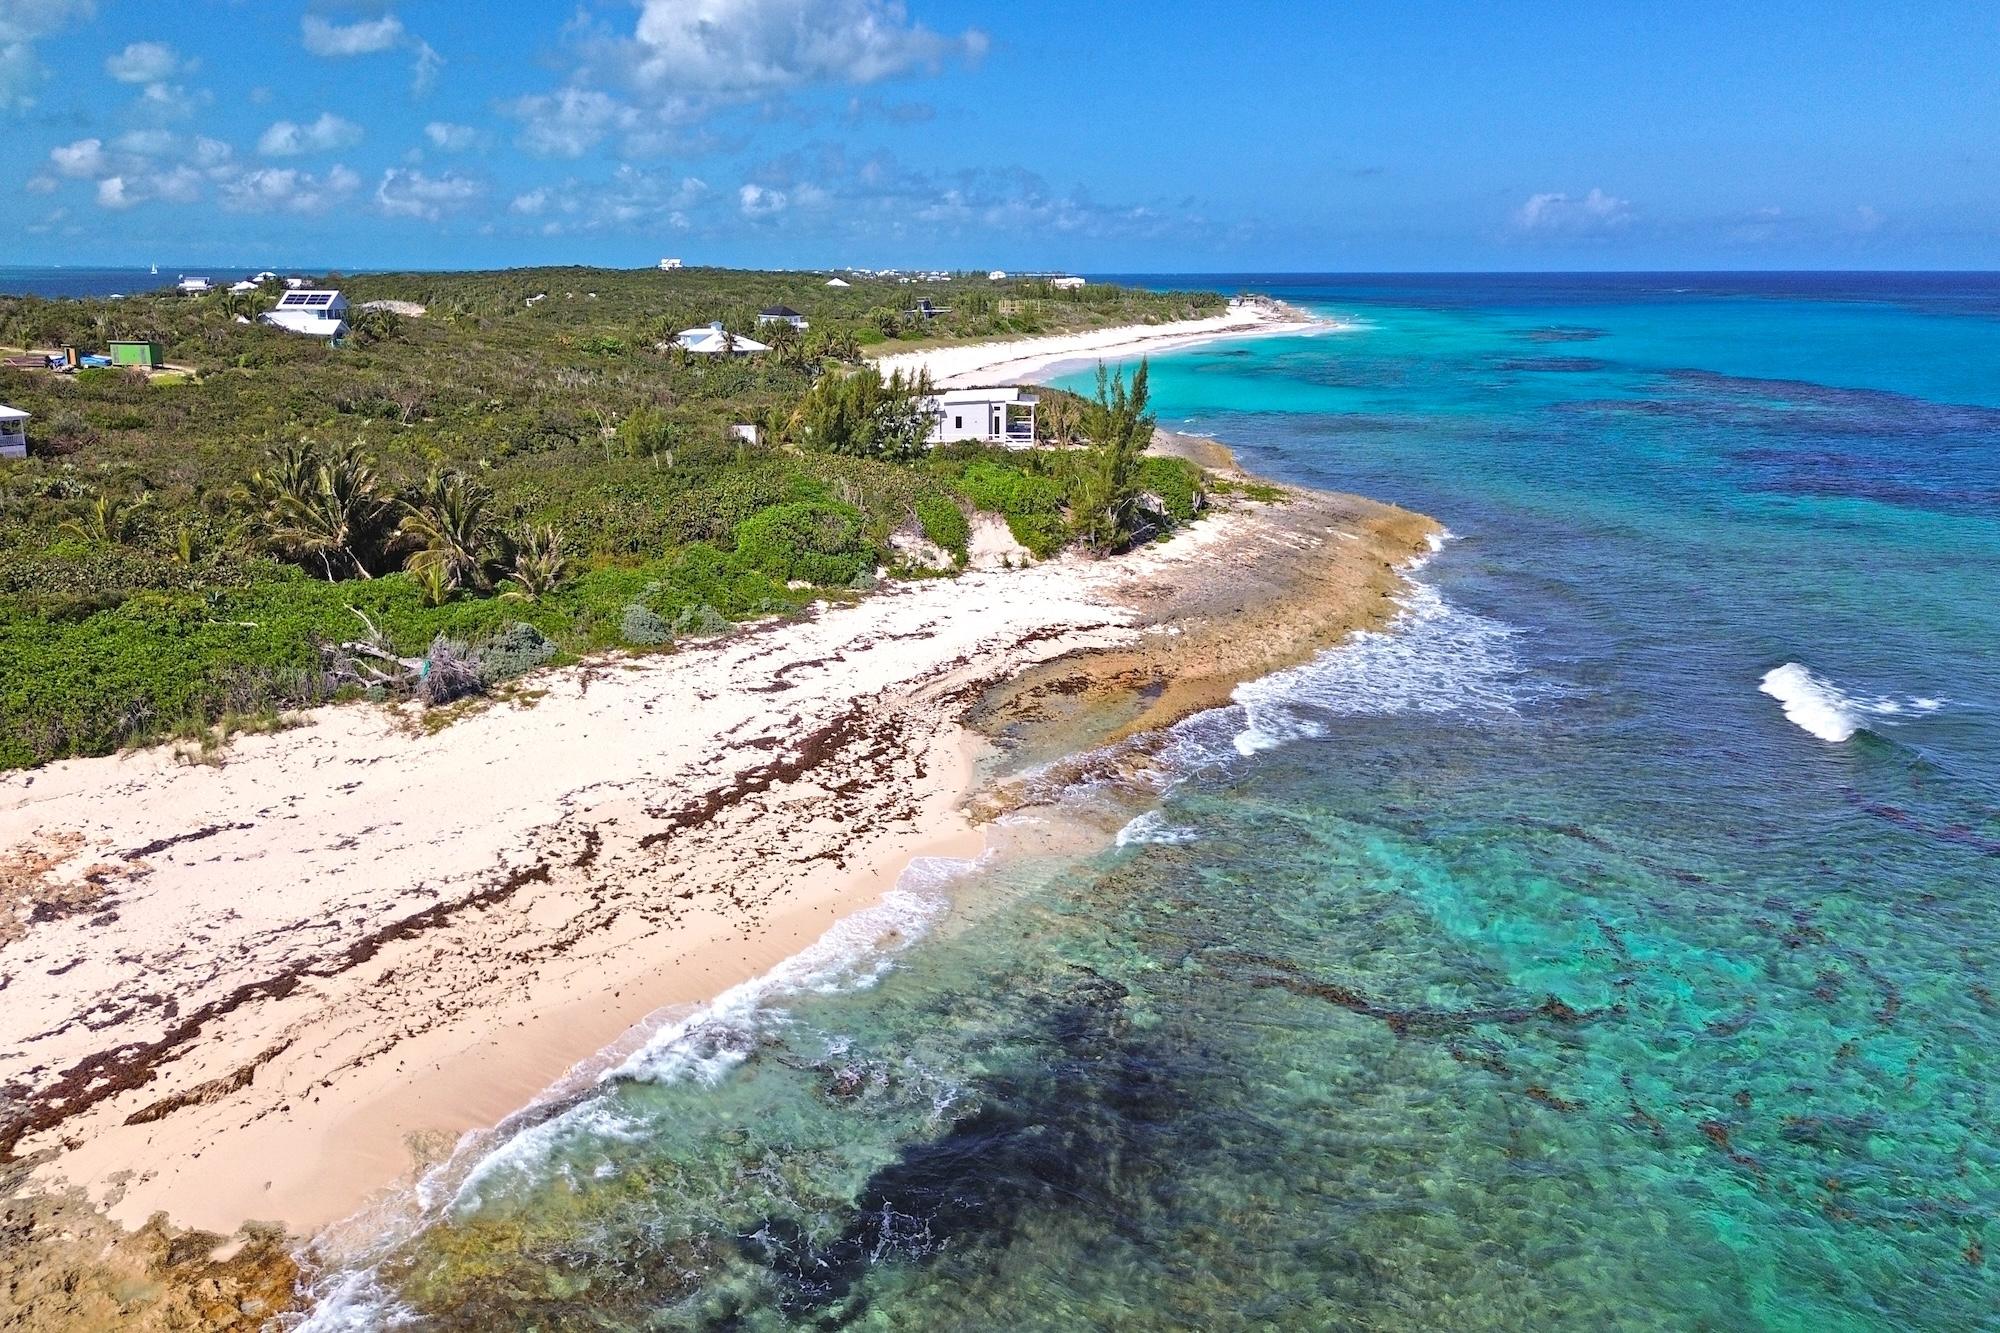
[0,405,27,460]
[756,305,809,331]
[260,289,350,338]
[674,322,770,355]
[987,270,1008,281]
[927,386,1037,447]
[1051,276,1086,290]
[177,276,212,295]
[228,279,260,294]
[658,257,683,270]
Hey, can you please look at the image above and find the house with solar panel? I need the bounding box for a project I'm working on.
[261,289,350,339]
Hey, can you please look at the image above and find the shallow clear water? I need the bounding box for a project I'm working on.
[301,275,2000,1331]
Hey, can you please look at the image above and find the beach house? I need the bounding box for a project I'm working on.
[0,406,28,460]
[658,258,683,270]
[176,277,212,295]
[673,322,770,356]
[260,289,350,338]
[1051,276,1087,290]
[756,305,810,331]
[927,387,1037,448]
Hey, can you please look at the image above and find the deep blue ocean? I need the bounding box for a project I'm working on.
[298,275,1999,1330]
[0,267,176,299]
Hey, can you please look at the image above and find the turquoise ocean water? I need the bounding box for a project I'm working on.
[297,275,2000,1330]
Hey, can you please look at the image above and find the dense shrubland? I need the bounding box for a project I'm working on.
[0,266,1210,770]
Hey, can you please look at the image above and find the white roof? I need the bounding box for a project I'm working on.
[936,386,1037,404]
[260,310,348,337]
[825,277,851,286]
[229,280,260,292]
[675,324,770,354]
[0,405,29,422]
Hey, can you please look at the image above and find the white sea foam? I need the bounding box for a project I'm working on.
[444,878,958,1213]
[1115,810,1201,847]
[1226,579,1541,757]
[291,857,976,1330]
[1758,662,1943,744]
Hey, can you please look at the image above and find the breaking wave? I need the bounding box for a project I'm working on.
[1758,662,1943,744]
[1115,810,1201,847]
[1226,578,1545,757]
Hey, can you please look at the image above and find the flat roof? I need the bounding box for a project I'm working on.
[936,386,1037,404]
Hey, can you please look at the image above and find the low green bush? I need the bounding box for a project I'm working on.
[914,495,969,561]
[620,603,672,646]
[1135,456,1204,522]
[731,500,875,586]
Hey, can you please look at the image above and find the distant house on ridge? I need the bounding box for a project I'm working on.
[1050,276,1086,290]
[673,322,770,356]
[825,277,851,287]
[261,289,350,338]
[0,405,29,460]
[658,258,683,270]
[176,277,212,295]
[756,305,809,331]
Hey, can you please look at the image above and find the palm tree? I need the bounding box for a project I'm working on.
[348,305,403,347]
[58,494,150,546]
[239,440,390,579]
[500,525,569,602]
[399,467,496,591]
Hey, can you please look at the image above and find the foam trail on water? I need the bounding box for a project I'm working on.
[1116,810,1201,847]
[1758,662,1943,743]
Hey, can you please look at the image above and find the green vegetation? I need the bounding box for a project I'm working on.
[0,266,1223,770]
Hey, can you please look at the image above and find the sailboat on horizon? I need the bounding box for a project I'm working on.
[149,263,158,275]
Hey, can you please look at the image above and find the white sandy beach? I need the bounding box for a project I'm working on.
[0,516,1263,1239]
[872,297,1328,388]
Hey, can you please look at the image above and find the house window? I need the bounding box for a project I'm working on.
[954,415,962,429]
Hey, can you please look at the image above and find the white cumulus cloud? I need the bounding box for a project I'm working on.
[738,181,787,217]
[1515,187,1633,234]
[1,0,96,111]
[105,40,191,83]
[376,167,483,220]
[424,120,486,152]
[629,0,986,93]
[219,164,362,214]
[259,112,364,157]
[50,137,107,177]
[301,12,441,92]
[301,13,404,56]
[509,87,636,158]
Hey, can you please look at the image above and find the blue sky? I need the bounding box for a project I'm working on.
[3,0,1996,271]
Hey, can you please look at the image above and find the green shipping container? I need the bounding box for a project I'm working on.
[109,340,163,368]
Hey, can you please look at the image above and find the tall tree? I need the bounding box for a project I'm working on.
[1070,360,1155,553]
